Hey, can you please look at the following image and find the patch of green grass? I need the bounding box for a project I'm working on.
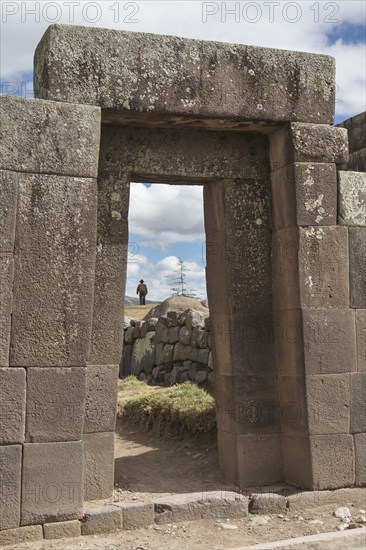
[117,376,216,437]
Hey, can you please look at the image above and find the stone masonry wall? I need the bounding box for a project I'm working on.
[338,112,366,172]
[121,309,214,390]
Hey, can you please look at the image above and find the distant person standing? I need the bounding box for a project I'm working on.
[136,279,148,305]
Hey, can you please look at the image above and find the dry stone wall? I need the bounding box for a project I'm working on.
[121,309,214,389]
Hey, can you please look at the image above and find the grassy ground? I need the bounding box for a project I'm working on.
[117,377,216,437]
[125,304,158,320]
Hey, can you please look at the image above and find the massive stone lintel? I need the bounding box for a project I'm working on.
[34,25,335,127]
[0,95,101,178]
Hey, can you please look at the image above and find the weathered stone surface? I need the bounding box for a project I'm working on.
[338,171,366,227]
[0,254,14,367]
[124,327,135,344]
[103,125,269,184]
[273,227,349,310]
[356,310,366,372]
[0,445,22,530]
[204,177,273,316]
[140,317,157,338]
[0,525,43,546]
[278,375,308,434]
[26,368,85,442]
[237,434,283,485]
[35,25,335,125]
[0,95,100,177]
[354,433,366,486]
[146,296,207,321]
[130,333,155,376]
[0,170,18,253]
[310,435,355,489]
[88,170,128,366]
[153,492,248,524]
[162,344,174,364]
[350,373,366,434]
[338,112,366,154]
[271,124,348,168]
[0,368,26,444]
[83,432,114,501]
[112,502,154,530]
[168,326,180,344]
[302,309,357,375]
[11,173,97,367]
[43,520,81,539]
[81,505,122,535]
[155,322,169,344]
[216,374,279,435]
[282,434,313,488]
[217,430,238,483]
[179,326,191,346]
[197,348,210,364]
[348,148,366,172]
[84,365,118,433]
[250,493,288,515]
[271,163,337,229]
[21,442,83,525]
[120,344,133,378]
[349,228,366,309]
[306,374,350,435]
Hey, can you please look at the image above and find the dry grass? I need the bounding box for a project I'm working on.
[117,377,216,437]
[125,304,159,320]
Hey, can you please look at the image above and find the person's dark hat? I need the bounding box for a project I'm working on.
[140,279,144,283]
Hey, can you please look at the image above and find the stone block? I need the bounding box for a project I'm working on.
[173,343,186,362]
[338,112,366,153]
[215,374,279,435]
[0,95,101,177]
[88,174,128,365]
[119,344,133,378]
[124,327,135,344]
[278,376,308,433]
[179,326,191,346]
[338,171,366,227]
[198,348,210,364]
[155,343,164,366]
[83,432,114,501]
[237,434,283,486]
[0,368,26,444]
[153,491,248,525]
[349,148,366,172]
[0,445,22,530]
[310,434,355,489]
[112,502,154,530]
[35,25,335,124]
[282,434,313,489]
[349,228,366,308]
[350,373,366,433]
[356,310,366,371]
[43,519,81,539]
[84,365,118,433]
[271,124,348,168]
[81,505,122,535]
[140,318,157,338]
[273,227,349,310]
[217,430,238,484]
[354,433,366,486]
[306,374,350,434]
[0,525,43,546]
[21,441,83,525]
[11,173,97,367]
[162,344,174,364]
[168,326,180,344]
[155,322,169,344]
[0,170,18,253]
[26,367,86,442]
[0,254,14,366]
[130,333,155,376]
[303,309,357,374]
[250,493,288,515]
[271,163,337,229]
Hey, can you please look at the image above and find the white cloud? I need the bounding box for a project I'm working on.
[1,1,365,119]
[129,183,205,248]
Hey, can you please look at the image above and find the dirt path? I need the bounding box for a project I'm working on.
[7,424,366,550]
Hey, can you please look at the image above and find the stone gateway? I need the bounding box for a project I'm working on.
[0,24,365,540]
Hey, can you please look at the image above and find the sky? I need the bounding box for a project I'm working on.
[1,1,365,301]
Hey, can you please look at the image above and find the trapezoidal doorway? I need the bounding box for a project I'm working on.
[88,123,277,498]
